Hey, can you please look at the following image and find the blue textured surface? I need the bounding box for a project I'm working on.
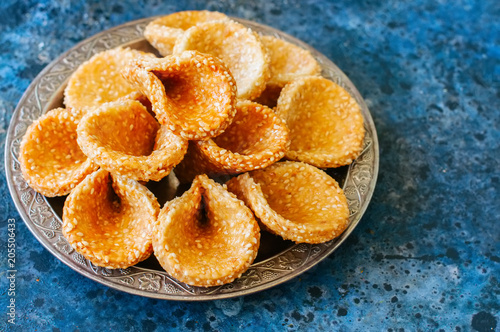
[1,1,499,331]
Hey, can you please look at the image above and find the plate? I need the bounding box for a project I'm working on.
[5,17,379,300]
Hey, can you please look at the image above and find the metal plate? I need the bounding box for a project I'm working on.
[5,17,379,300]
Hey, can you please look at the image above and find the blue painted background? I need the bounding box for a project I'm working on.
[0,0,499,331]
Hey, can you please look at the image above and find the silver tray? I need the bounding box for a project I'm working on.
[5,17,379,300]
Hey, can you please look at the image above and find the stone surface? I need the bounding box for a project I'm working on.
[1,0,499,331]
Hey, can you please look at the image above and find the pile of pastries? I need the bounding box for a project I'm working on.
[19,11,365,287]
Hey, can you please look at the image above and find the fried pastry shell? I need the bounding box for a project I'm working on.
[116,90,153,114]
[144,10,229,56]
[276,76,365,168]
[174,100,289,183]
[254,36,321,108]
[261,35,321,88]
[227,161,350,244]
[19,107,98,197]
[62,169,160,269]
[64,47,155,112]
[174,20,270,100]
[77,99,188,182]
[123,51,237,140]
[153,174,260,287]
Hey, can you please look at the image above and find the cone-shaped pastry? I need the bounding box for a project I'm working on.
[144,10,229,56]
[175,100,289,182]
[123,51,237,140]
[62,169,160,269]
[77,99,188,182]
[174,20,270,100]
[227,161,349,244]
[276,76,365,168]
[261,35,321,88]
[19,108,98,197]
[153,174,260,287]
[255,35,321,108]
[64,47,155,112]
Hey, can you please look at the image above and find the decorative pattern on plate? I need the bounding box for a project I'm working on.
[5,17,379,301]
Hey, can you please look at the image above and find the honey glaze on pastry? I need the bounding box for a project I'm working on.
[19,107,98,197]
[153,174,260,286]
[227,161,349,244]
[62,169,160,269]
